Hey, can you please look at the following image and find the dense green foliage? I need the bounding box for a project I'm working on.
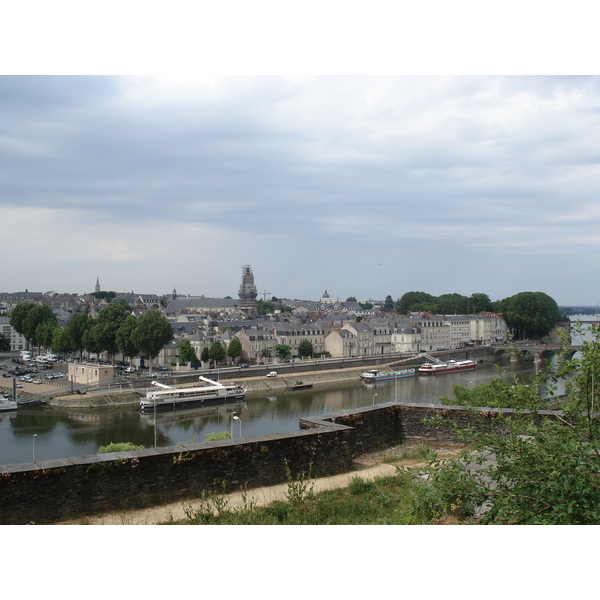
[274,344,291,360]
[419,323,600,523]
[498,291,560,339]
[98,442,145,454]
[204,431,232,442]
[395,291,493,315]
[297,339,314,358]
[227,338,243,361]
[208,341,226,364]
[9,301,174,363]
[178,339,199,365]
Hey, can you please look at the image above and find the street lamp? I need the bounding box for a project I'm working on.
[372,393,378,406]
[32,434,37,462]
[231,412,237,438]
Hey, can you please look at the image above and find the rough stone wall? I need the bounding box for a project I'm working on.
[0,401,556,525]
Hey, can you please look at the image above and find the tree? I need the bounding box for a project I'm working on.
[383,295,395,312]
[469,293,493,314]
[395,291,436,314]
[417,323,600,524]
[502,291,560,339]
[274,344,291,360]
[298,339,314,358]
[65,312,92,359]
[0,333,10,351]
[227,338,243,362]
[51,327,75,355]
[178,339,199,366]
[208,341,226,365]
[131,310,174,366]
[9,302,36,342]
[201,347,210,363]
[95,301,132,360]
[116,314,139,362]
[10,303,57,349]
[346,296,357,302]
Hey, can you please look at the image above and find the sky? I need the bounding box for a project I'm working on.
[2,5,599,308]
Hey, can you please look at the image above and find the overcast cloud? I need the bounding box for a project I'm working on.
[1,74,599,306]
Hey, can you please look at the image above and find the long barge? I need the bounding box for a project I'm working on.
[140,376,247,410]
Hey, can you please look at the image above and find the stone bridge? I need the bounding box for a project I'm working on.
[491,343,582,362]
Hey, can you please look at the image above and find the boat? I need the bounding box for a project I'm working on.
[140,376,247,410]
[360,368,416,383]
[0,396,18,412]
[418,355,477,375]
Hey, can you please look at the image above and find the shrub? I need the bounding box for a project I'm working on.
[98,442,144,454]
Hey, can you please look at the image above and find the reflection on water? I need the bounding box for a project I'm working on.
[0,357,548,466]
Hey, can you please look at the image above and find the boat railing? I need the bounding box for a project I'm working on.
[422,354,444,364]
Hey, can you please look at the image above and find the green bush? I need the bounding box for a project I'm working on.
[98,442,145,454]
[204,431,232,442]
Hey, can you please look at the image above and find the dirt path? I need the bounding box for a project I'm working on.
[57,443,463,525]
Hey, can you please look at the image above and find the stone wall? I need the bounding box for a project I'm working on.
[0,400,553,525]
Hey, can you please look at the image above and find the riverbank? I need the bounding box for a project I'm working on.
[46,364,384,408]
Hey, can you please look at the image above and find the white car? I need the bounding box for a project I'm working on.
[266,371,278,378]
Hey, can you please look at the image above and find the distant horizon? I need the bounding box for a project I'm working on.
[1,286,596,309]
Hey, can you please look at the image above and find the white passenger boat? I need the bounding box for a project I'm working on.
[418,357,477,375]
[360,368,416,383]
[140,376,247,410]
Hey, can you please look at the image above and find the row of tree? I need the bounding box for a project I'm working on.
[9,301,174,363]
[393,290,561,339]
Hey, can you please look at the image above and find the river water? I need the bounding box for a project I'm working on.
[0,356,550,467]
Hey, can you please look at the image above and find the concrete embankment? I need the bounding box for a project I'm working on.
[47,365,378,408]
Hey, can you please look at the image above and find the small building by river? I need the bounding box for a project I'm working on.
[68,363,116,386]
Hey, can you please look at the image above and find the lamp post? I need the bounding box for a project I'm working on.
[231,412,237,438]
[32,434,37,462]
[372,393,378,406]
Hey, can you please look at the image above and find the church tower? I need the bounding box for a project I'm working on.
[95,277,101,293]
[238,265,258,314]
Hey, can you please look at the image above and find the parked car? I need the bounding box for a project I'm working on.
[124,367,136,373]
[240,364,249,368]
[266,371,277,377]
[155,365,168,371]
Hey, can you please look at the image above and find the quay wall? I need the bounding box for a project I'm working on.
[0,399,535,525]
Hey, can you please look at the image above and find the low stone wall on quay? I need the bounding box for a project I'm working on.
[0,400,546,525]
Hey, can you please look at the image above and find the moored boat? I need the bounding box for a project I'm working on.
[360,368,416,383]
[418,358,477,375]
[140,376,247,410]
[0,396,18,412]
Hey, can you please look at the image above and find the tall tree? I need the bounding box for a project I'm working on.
[65,312,92,359]
[298,339,314,358]
[116,314,139,362]
[502,291,560,339]
[383,295,395,312]
[178,339,199,365]
[227,338,243,362]
[131,311,174,366]
[208,341,226,366]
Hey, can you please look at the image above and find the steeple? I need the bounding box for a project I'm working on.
[95,277,101,293]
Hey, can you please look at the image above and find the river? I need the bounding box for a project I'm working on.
[0,356,549,467]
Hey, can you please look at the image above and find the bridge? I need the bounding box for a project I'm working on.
[490,343,582,362]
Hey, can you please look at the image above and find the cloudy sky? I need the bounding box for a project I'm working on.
[1,7,598,307]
